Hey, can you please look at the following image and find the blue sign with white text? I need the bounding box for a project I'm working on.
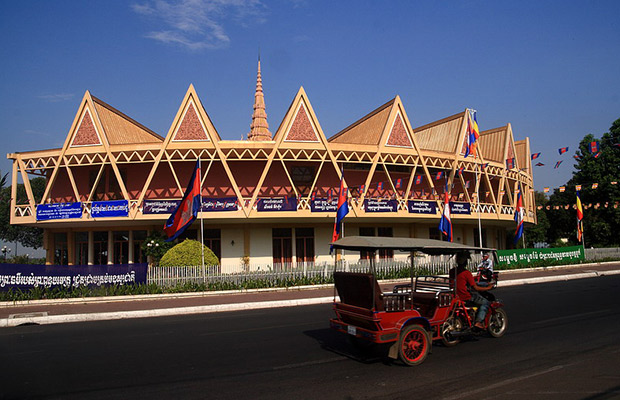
[36,202,82,221]
[91,200,129,218]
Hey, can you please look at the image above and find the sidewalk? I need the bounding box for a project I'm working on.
[2,261,619,328]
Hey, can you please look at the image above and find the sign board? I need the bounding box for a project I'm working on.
[407,200,437,214]
[256,197,298,212]
[450,202,472,215]
[201,197,239,212]
[497,246,584,267]
[142,200,180,214]
[91,200,129,218]
[0,264,148,291]
[36,202,82,221]
[364,199,398,213]
[311,198,337,212]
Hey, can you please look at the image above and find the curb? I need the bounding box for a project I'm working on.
[2,268,619,328]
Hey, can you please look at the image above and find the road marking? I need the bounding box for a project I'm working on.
[532,309,612,325]
[272,356,345,371]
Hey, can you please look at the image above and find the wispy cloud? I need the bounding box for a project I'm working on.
[38,93,74,102]
[132,0,267,51]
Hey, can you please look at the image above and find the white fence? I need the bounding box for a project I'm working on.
[585,247,620,261]
[146,255,484,288]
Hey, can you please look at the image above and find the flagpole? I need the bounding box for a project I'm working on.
[199,158,205,282]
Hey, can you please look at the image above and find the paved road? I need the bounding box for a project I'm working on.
[1,275,619,399]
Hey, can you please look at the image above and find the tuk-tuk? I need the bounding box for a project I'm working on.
[329,236,507,366]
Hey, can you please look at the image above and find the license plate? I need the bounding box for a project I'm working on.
[347,325,356,335]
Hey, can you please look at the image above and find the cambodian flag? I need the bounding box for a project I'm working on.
[558,147,569,155]
[415,175,422,185]
[531,152,541,160]
[513,187,524,244]
[395,178,402,189]
[589,141,598,154]
[464,110,480,158]
[554,161,563,169]
[435,171,444,180]
[506,158,515,169]
[535,162,545,166]
[438,186,452,242]
[331,173,349,251]
[576,191,584,242]
[377,182,384,191]
[164,160,201,241]
[457,166,464,176]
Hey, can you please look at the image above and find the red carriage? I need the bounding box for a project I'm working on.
[329,236,507,366]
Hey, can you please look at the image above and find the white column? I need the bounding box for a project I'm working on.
[128,230,134,264]
[107,231,114,265]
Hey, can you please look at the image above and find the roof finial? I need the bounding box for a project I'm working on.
[247,55,272,141]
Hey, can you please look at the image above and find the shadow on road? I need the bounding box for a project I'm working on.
[303,328,395,366]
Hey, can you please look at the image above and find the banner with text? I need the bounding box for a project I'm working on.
[497,246,584,267]
[449,202,472,215]
[364,199,399,213]
[311,198,337,212]
[36,202,83,221]
[0,264,148,291]
[256,197,298,212]
[407,200,437,214]
[91,200,129,218]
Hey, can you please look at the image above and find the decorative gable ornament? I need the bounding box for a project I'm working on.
[70,108,102,147]
[385,113,413,148]
[284,103,320,142]
[172,100,210,142]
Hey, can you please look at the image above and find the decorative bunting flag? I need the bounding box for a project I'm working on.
[377,182,383,191]
[328,188,333,202]
[311,190,316,201]
[612,182,618,185]
[506,158,515,169]
[575,185,582,191]
[594,152,601,159]
[535,162,545,166]
[415,175,422,185]
[558,147,569,155]
[435,171,444,180]
[554,161,563,169]
[592,183,598,189]
[395,178,402,189]
[559,186,565,192]
[531,152,541,160]
[360,184,365,194]
[457,166,465,176]
[458,192,464,200]
[589,141,598,154]
[544,187,550,193]
[614,143,620,148]
[465,180,471,189]
[574,155,582,161]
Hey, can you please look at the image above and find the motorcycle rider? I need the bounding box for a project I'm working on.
[476,252,494,287]
[449,251,495,330]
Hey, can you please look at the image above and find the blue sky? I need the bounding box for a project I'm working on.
[1,0,619,194]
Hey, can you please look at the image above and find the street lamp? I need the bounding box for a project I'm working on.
[1,245,11,261]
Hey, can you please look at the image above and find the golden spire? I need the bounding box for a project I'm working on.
[247,58,272,141]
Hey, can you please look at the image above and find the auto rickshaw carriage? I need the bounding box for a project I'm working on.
[329,236,507,366]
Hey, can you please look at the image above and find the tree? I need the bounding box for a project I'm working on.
[0,175,45,249]
[524,191,550,246]
[539,118,620,247]
[159,239,219,267]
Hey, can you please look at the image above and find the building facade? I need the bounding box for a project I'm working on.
[7,65,536,269]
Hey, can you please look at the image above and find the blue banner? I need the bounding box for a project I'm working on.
[91,200,129,218]
[0,264,148,291]
[201,197,239,212]
[364,199,399,212]
[36,202,82,221]
[142,200,180,214]
[311,198,338,212]
[407,200,437,214]
[256,197,298,212]
[450,202,472,214]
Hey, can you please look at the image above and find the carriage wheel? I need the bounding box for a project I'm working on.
[398,324,430,366]
[487,308,508,338]
[441,316,464,347]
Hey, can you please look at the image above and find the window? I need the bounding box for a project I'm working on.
[113,231,129,264]
[430,227,451,242]
[133,231,147,264]
[272,228,292,269]
[377,227,393,259]
[295,228,314,264]
[93,231,108,265]
[53,233,68,265]
[75,232,89,265]
[203,229,221,262]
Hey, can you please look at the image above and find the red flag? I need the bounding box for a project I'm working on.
[164,160,201,241]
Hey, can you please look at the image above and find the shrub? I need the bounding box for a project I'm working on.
[159,239,219,267]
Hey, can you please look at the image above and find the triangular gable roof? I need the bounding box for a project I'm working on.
[91,96,163,145]
[70,107,103,147]
[515,138,531,173]
[414,111,465,154]
[166,84,220,144]
[505,124,518,169]
[328,98,395,145]
[385,111,414,148]
[478,126,508,163]
[274,87,330,148]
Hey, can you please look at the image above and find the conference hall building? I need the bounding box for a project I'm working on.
[7,62,536,269]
